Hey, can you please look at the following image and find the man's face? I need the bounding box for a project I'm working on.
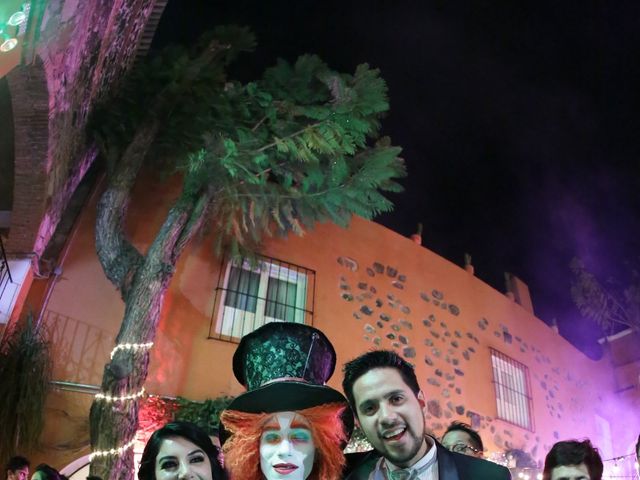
[7,467,29,480]
[550,463,591,480]
[352,367,428,468]
[441,430,482,458]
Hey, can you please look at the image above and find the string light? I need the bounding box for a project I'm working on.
[95,387,146,403]
[110,342,153,359]
[89,341,155,460]
[90,438,137,460]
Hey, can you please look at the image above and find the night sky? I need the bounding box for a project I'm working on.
[154,1,640,358]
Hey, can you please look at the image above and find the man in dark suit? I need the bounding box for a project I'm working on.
[342,350,511,480]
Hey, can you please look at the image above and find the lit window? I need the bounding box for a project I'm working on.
[210,255,314,340]
[490,349,533,430]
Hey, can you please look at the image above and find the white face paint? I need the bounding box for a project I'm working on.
[260,411,316,480]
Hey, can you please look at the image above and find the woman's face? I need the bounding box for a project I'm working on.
[154,436,213,480]
[260,411,315,480]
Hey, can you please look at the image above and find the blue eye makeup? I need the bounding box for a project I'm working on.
[263,432,282,444]
[290,429,312,442]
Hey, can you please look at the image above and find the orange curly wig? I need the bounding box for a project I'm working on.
[221,402,347,480]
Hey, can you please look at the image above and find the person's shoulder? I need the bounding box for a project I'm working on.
[344,450,379,479]
[453,454,511,479]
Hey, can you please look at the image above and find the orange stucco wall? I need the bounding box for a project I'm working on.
[33,176,638,469]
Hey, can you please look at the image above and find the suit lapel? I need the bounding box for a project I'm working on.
[435,442,461,480]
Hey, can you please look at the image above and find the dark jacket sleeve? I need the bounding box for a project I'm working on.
[344,450,378,480]
[437,441,512,480]
[451,452,512,479]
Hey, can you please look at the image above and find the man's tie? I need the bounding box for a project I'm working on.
[388,469,414,480]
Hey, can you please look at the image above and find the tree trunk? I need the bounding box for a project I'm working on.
[90,187,211,480]
[89,255,172,480]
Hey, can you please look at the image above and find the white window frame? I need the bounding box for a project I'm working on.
[491,349,533,430]
[215,257,308,339]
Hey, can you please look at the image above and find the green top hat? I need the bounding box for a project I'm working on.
[221,322,354,443]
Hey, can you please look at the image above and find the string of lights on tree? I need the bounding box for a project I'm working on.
[89,342,154,460]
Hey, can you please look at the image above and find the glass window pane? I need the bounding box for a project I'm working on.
[224,266,259,312]
[265,277,298,321]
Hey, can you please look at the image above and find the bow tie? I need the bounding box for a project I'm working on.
[389,468,415,480]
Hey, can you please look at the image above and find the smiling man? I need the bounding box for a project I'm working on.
[342,350,511,480]
[542,440,603,480]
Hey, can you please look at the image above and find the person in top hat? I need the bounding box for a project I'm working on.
[220,322,354,480]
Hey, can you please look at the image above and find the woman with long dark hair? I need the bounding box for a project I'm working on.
[138,421,225,480]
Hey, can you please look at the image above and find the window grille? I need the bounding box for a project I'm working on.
[490,348,534,431]
[208,254,315,342]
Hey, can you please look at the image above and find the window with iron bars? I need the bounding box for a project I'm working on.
[490,348,534,431]
[208,254,315,342]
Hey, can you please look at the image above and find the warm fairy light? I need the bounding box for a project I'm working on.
[88,341,154,459]
[110,342,153,359]
[95,387,146,403]
[536,474,542,480]
[7,11,26,26]
[90,438,137,460]
[0,37,18,52]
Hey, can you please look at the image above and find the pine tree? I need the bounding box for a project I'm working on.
[570,257,640,333]
[89,26,405,479]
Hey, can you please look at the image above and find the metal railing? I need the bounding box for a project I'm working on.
[44,309,116,385]
[208,254,316,342]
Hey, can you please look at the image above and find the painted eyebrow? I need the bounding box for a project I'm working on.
[290,421,311,429]
[263,419,280,430]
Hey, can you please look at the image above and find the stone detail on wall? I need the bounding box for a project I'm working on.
[336,255,604,466]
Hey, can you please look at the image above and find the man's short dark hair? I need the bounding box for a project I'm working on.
[443,421,484,452]
[542,440,603,480]
[5,456,29,474]
[342,350,420,411]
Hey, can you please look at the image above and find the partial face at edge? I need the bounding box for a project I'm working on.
[441,430,483,458]
[260,411,315,480]
[9,467,29,480]
[550,463,591,480]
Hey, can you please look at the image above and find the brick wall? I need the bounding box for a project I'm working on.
[6,0,162,257]
[5,61,48,254]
